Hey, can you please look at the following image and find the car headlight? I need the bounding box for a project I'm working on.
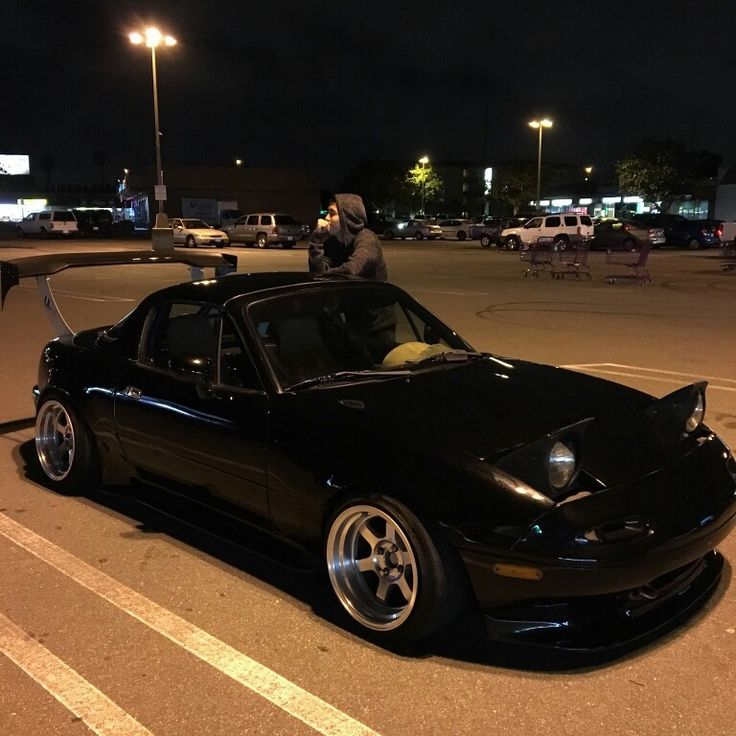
[548,440,576,489]
[685,390,705,433]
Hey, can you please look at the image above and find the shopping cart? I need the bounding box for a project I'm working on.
[605,242,653,285]
[551,236,592,280]
[520,237,556,278]
[720,241,736,272]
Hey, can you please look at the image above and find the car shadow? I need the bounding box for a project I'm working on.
[14,438,731,673]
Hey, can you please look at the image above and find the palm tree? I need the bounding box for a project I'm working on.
[92,150,106,187]
[39,153,55,189]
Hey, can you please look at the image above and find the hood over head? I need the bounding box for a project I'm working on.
[334,193,367,244]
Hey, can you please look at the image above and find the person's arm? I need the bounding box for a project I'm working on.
[308,222,331,274]
[324,237,377,277]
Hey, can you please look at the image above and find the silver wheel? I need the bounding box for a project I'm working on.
[326,503,419,631]
[36,400,75,481]
[256,233,268,248]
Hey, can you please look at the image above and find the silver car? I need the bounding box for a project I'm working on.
[225,212,301,249]
[170,218,228,248]
[383,218,443,240]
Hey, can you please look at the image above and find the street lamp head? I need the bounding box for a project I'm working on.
[129,28,177,48]
[418,156,429,165]
[584,166,593,174]
[541,118,553,128]
[529,118,553,129]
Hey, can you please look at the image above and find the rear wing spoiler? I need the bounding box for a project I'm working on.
[0,250,237,337]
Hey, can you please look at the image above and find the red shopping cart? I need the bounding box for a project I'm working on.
[605,242,653,285]
[520,237,556,278]
[551,236,592,280]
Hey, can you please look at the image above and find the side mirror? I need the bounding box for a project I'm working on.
[168,354,214,382]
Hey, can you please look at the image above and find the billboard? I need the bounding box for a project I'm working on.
[0,155,30,175]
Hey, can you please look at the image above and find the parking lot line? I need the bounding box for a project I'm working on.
[0,512,379,736]
[0,612,154,736]
[561,363,736,392]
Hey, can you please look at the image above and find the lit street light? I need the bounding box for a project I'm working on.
[584,165,593,181]
[418,155,429,215]
[129,27,176,225]
[528,118,553,212]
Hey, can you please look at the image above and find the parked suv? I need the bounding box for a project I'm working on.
[16,209,78,238]
[631,214,720,250]
[225,212,301,248]
[501,212,594,250]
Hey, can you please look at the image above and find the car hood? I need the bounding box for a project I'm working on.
[291,357,703,489]
[187,228,226,236]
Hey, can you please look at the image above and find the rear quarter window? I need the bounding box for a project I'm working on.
[580,216,592,226]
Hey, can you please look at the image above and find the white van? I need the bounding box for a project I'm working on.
[501,213,594,249]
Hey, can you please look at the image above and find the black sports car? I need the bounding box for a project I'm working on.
[2,251,735,650]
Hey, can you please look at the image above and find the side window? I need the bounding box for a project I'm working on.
[545,216,561,227]
[580,216,592,226]
[563,216,578,226]
[218,314,261,390]
[260,215,273,226]
[141,302,219,369]
[40,213,51,221]
[524,218,543,229]
[246,215,259,225]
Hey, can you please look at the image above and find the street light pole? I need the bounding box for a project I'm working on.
[130,28,176,224]
[418,155,429,215]
[528,119,553,212]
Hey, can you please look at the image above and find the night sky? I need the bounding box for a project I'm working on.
[3,0,735,187]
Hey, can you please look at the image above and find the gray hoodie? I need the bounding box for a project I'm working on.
[308,193,388,281]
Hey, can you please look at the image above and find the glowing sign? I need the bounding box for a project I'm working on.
[0,155,30,175]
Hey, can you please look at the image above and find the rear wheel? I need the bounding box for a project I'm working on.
[35,395,99,494]
[505,236,520,250]
[414,231,424,240]
[325,495,467,642]
[553,235,569,250]
[256,233,268,248]
[39,227,48,239]
[479,234,491,248]
[688,238,701,250]
[458,231,467,241]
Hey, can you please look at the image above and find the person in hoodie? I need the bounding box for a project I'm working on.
[308,193,388,281]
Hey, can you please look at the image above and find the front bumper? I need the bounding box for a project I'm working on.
[482,550,724,652]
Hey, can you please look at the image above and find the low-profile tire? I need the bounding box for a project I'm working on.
[479,234,491,248]
[414,231,424,240]
[35,395,100,494]
[458,230,467,241]
[688,238,701,250]
[256,233,268,248]
[325,495,468,642]
[186,235,196,248]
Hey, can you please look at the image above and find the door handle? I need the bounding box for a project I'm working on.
[123,386,142,400]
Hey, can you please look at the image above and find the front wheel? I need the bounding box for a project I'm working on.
[325,495,467,641]
[479,234,491,248]
[688,238,701,250]
[414,231,424,240]
[505,236,520,250]
[186,235,196,248]
[35,395,99,493]
[256,233,268,248]
[457,230,467,241]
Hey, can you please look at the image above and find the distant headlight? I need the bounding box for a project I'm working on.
[548,440,576,489]
[685,391,705,433]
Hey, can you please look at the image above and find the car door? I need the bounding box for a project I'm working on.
[230,216,248,243]
[170,218,185,244]
[113,300,269,516]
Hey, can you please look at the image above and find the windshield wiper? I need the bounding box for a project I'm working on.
[287,369,411,391]
[408,350,487,368]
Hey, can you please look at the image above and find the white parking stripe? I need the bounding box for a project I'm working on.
[0,513,379,736]
[0,612,154,736]
[561,363,736,392]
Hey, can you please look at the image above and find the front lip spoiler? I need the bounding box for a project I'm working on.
[482,550,724,653]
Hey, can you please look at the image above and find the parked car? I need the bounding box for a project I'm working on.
[631,214,720,250]
[16,209,78,238]
[73,209,114,238]
[472,216,528,248]
[4,250,735,648]
[438,219,475,240]
[592,218,666,251]
[225,213,301,248]
[501,213,595,250]
[366,215,398,239]
[170,218,228,248]
[382,218,443,240]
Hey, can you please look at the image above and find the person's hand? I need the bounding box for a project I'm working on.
[315,218,330,233]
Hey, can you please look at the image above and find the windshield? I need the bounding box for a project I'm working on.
[182,219,209,228]
[247,286,470,388]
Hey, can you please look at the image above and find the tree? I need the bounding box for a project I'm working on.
[406,162,443,215]
[92,150,107,187]
[489,161,537,214]
[616,138,722,212]
[340,159,412,215]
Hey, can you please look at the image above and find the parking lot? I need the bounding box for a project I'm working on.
[1,238,735,736]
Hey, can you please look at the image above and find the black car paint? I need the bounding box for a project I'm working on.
[26,270,736,648]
